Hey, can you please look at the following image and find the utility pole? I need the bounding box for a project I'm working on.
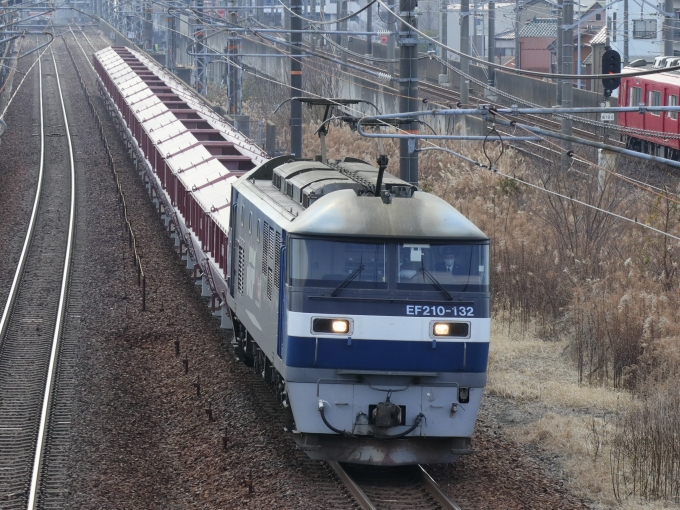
[340,0,348,68]
[227,8,242,115]
[664,0,673,55]
[514,0,520,69]
[623,0,628,64]
[387,0,397,77]
[143,0,153,51]
[561,0,573,170]
[460,0,470,110]
[291,0,303,158]
[167,9,176,72]
[487,1,495,94]
[399,0,418,184]
[556,0,562,105]
[194,0,207,96]
[335,1,342,44]
[285,3,291,41]
[366,0,373,56]
[441,0,448,73]
[310,0,317,49]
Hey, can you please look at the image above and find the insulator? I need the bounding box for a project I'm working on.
[378,72,392,84]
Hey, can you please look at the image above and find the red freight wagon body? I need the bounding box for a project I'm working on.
[93,46,266,300]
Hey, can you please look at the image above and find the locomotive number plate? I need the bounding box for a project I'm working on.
[405,304,474,317]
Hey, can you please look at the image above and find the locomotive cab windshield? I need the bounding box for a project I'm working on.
[288,237,489,295]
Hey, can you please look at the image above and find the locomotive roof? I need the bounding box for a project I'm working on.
[287,189,489,240]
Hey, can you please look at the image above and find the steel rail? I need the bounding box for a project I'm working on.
[418,465,462,510]
[26,46,77,510]
[330,461,462,510]
[328,462,377,510]
[0,57,47,342]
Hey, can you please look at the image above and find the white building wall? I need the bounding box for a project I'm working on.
[608,0,664,61]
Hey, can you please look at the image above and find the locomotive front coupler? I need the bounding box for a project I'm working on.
[372,392,402,428]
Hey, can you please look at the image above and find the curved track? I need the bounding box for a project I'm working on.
[0,45,77,509]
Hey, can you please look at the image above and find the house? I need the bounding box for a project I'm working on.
[518,17,557,72]
[495,29,517,63]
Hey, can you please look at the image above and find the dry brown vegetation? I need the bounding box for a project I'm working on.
[224,96,680,506]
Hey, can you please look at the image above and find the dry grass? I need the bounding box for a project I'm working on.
[487,322,630,412]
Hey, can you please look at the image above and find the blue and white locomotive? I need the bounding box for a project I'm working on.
[226,155,490,465]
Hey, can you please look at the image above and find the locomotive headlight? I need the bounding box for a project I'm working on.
[430,321,470,339]
[332,320,350,334]
[433,322,450,336]
[312,317,353,335]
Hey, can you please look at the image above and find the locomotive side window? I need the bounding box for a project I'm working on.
[630,86,642,107]
[649,90,661,115]
[669,95,678,120]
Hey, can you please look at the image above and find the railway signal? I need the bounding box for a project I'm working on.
[602,48,622,98]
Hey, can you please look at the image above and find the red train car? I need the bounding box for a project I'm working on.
[619,69,680,159]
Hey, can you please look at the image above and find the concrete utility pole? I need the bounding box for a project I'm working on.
[284,2,293,41]
[460,0,470,108]
[387,0,397,77]
[664,0,673,56]
[399,0,419,184]
[340,0,348,68]
[514,0,520,69]
[623,0,628,64]
[487,1,495,92]
[336,1,342,44]
[291,0,303,158]
[561,0,573,170]
[143,0,153,51]
[441,0,448,74]
[167,9,176,72]
[556,0,562,105]
[310,0,317,48]
[227,8,242,115]
[366,0,373,55]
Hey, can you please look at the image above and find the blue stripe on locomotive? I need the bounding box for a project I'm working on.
[284,336,489,372]
[287,293,491,318]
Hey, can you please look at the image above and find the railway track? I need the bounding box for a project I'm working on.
[0,44,78,509]
[331,461,461,510]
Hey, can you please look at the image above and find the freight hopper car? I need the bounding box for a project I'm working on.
[619,67,680,159]
[93,46,267,308]
[93,46,491,466]
[227,158,490,465]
